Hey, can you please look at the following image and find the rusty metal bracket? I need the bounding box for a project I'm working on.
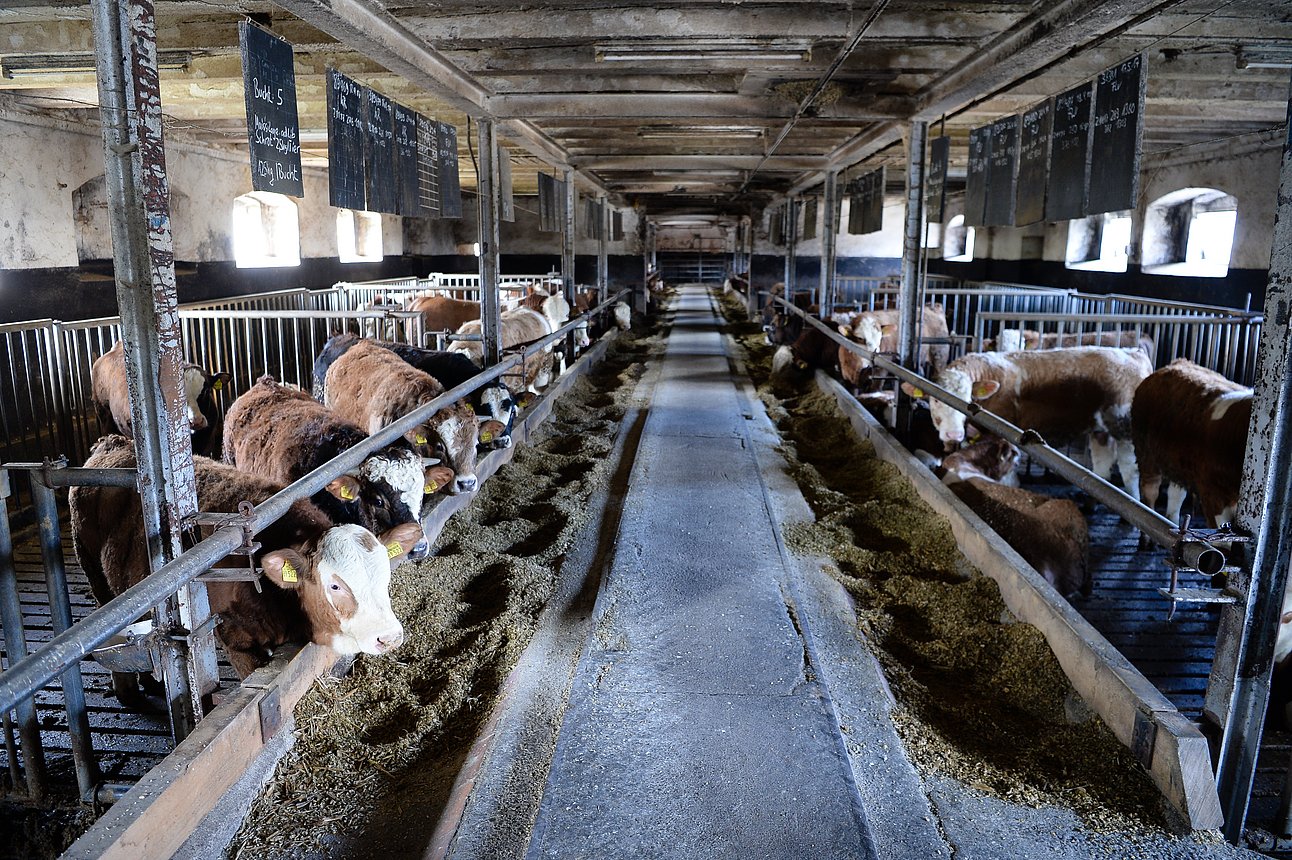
[1158,515,1242,619]
[184,500,262,592]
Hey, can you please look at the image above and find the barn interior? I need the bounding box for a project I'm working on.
[1,0,1292,858]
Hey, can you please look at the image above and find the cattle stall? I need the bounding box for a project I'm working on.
[0,274,630,849]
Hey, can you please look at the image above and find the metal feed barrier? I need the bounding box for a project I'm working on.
[0,287,629,810]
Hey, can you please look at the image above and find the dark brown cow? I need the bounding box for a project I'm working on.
[938,436,1021,485]
[91,340,231,457]
[224,377,450,558]
[323,341,480,494]
[71,435,422,699]
[1131,358,1251,527]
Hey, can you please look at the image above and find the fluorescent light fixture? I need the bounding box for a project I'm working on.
[638,125,766,140]
[596,39,811,64]
[651,169,744,178]
[1237,46,1292,69]
[1,51,191,77]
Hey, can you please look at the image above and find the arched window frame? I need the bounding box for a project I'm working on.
[1142,187,1236,278]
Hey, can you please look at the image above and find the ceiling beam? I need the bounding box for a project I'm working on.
[575,155,823,170]
[487,92,912,120]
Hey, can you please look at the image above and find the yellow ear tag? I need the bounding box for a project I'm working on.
[212,379,223,391]
[386,542,402,559]
[424,480,438,494]
[911,387,925,398]
[280,559,298,583]
[340,485,356,501]
[414,434,428,445]
[480,430,493,443]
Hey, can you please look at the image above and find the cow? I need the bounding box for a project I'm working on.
[836,306,951,392]
[408,294,481,335]
[902,346,1152,502]
[223,377,448,560]
[771,323,839,377]
[521,284,587,353]
[450,307,555,394]
[992,328,1155,357]
[70,435,422,700]
[91,340,232,458]
[1131,359,1251,528]
[323,340,480,495]
[762,283,813,345]
[937,435,1021,486]
[947,476,1091,598]
[313,333,517,450]
[574,289,632,338]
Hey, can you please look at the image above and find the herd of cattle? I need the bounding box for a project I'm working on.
[759,283,1253,604]
[71,283,630,706]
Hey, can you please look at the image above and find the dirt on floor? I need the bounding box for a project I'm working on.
[226,319,668,860]
[714,289,1171,832]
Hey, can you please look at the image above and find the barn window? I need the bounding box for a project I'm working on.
[337,209,384,263]
[232,192,300,268]
[1064,212,1131,273]
[1142,188,1236,277]
[943,215,974,262]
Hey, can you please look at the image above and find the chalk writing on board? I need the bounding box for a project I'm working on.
[364,88,398,215]
[984,115,1018,227]
[240,22,303,196]
[925,136,949,224]
[326,69,366,211]
[1015,100,1051,226]
[415,113,440,217]
[964,125,991,226]
[1045,81,1092,222]
[393,103,419,217]
[438,121,462,218]
[1088,53,1147,215]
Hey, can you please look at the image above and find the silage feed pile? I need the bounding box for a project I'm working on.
[227,323,665,860]
[715,291,1167,831]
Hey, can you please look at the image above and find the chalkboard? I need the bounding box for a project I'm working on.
[964,124,991,226]
[1046,81,1093,222]
[437,121,462,218]
[327,69,365,211]
[364,89,398,215]
[612,210,624,241]
[925,136,949,223]
[770,204,785,245]
[1088,53,1147,215]
[584,198,603,239]
[984,115,1018,227]
[554,176,568,230]
[1015,100,1051,226]
[847,167,884,235]
[239,22,303,197]
[802,197,818,240]
[393,102,419,217]
[537,172,556,232]
[415,113,440,217]
[498,145,515,222]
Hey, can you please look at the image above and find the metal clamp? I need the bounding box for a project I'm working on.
[184,500,262,592]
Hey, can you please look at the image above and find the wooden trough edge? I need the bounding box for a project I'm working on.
[63,333,618,860]
[814,370,1224,832]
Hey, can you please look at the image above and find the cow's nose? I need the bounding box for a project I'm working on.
[376,629,405,652]
[407,538,430,560]
[189,414,208,430]
[453,474,479,494]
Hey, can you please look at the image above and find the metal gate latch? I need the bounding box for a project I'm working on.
[186,500,263,591]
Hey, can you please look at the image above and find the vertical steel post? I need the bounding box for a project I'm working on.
[820,171,840,315]
[598,195,609,304]
[0,471,46,801]
[90,0,212,741]
[898,121,928,371]
[784,199,799,301]
[639,211,650,315]
[562,168,578,363]
[1211,82,1292,842]
[30,472,97,798]
[476,118,502,367]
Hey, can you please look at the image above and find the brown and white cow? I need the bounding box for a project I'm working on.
[91,341,231,457]
[575,289,631,338]
[1131,358,1251,528]
[408,294,481,334]
[903,346,1152,501]
[71,435,421,696]
[450,307,555,393]
[938,435,1021,486]
[224,377,449,558]
[836,305,951,391]
[992,328,1155,356]
[324,340,480,494]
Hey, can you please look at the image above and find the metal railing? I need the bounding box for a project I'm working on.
[0,288,630,806]
[866,284,1075,336]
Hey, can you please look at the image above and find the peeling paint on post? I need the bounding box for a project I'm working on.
[91,0,214,742]
[563,168,577,360]
[898,121,927,373]
[476,118,502,368]
[1210,74,1292,841]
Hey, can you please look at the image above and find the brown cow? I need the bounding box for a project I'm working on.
[224,377,451,557]
[1131,358,1251,528]
[837,305,950,391]
[938,436,1021,486]
[408,294,481,334]
[450,307,555,393]
[71,435,421,699]
[91,341,231,457]
[324,341,480,494]
[904,346,1152,501]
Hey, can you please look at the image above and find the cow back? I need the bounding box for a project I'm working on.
[410,295,481,332]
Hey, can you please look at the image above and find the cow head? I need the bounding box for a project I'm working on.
[573,317,592,350]
[940,436,1020,485]
[322,446,440,559]
[613,302,631,331]
[476,382,516,449]
[542,293,571,329]
[902,369,1000,451]
[181,364,231,431]
[409,400,480,494]
[261,522,423,658]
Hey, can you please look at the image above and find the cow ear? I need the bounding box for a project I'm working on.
[262,549,309,589]
[900,382,927,399]
[325,475,361,502]
[210,372,232,392]
[424,465,455,494]
[880,324,897,336]
[838,325,852,338]
[971,380,1001,400]
[405,424,432,451]
[379,522,425,563]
